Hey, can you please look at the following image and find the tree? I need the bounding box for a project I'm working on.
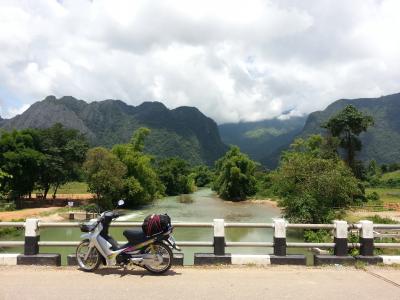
[131,127,151,152]
[83,147,127,209]
[191,165,214,187]
[37,124,89,198]
[322,105,374,173]
[272,135,362,223]
[112,127,164,207]
[0,169,11,199]
[0,129,44,199]
[157,158,195,195]
[213,146,257,200]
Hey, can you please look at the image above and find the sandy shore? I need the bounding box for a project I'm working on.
[244,198,279,208]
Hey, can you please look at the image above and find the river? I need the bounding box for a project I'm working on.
[3,188,309,265]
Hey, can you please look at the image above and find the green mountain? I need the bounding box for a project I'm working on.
[219,92,400,168]
[219,116,307,168]
[0,96,227,165]
[301,92,400,164]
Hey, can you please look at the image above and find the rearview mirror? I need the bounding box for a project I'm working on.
[117,199,125,206]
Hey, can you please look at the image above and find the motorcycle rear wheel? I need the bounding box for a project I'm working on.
[76,239,101,272]
[143,242,173,274]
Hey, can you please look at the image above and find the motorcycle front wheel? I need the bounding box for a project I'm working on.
[143,242,173,274]
[76,239,102,272]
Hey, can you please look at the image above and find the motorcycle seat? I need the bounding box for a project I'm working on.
[123,229,150,244]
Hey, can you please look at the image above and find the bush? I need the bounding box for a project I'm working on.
[191,165,214,187]
[366,191,380,202]
[304,230,331,243]
[366,215,399,224]
[0,201,15,211]
[272,135,362,223]
[157,158,195,196]
[81,203,99,213]
[213,146,257,201]
[255,172,275,198]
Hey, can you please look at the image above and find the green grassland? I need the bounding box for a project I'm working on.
[366,187,400,203]
[34,182,89,195]
[381,170,400,181]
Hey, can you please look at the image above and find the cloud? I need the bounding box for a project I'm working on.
[0,0,399,123]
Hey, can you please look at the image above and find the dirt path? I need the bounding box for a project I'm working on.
[29,193,93,199]
[0,265,399,300]
[0,207,61,221]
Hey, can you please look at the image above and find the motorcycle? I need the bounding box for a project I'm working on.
[76,200,180,274]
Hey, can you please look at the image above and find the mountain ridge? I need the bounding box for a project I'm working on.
[0,96,227,165]
[218,116,307,168]
[300,92,400,164]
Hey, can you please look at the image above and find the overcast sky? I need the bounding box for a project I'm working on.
[0,0,399,123]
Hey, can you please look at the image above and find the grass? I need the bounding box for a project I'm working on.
[366,187,400,203]
[354,260,367,270]
[381,170,400,181]
[34,181,89,195]
[344,214,400,224]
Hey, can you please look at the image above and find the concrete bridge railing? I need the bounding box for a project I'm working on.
[0,219,399,266]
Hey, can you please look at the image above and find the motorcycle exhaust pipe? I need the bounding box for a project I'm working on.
[130,257,143,264]
[130,254,162,266]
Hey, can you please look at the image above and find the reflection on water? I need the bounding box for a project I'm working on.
[2,188,312,265]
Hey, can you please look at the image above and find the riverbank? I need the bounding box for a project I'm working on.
[346,210,400,223]
[0,207,62,221]
[244,198,279,208]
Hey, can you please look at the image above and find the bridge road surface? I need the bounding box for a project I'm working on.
[1,266,400,300]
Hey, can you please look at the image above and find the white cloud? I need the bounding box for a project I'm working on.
[0,0,399,123]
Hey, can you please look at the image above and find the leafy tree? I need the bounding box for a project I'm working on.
[0,129,44,199]
[0,125,89,202]
[213,146,257,200]
[0,169,11,199]
[112,127,164,207]
[367,160,379,177]
[388,163,400,172]
[272,135,362,223]
[131,127,151,152]
[157,157,195,195]
[37,124,89,198]
[83,147,127,209]
[255,171,275,198]
[381,164,389,173]
[322,105,374,173]
[191,165,214,187]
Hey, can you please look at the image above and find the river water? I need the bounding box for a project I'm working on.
[3,188,309,265]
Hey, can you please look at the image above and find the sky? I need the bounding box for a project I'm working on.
[0,0,400,123]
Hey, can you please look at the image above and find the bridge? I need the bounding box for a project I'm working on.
[0,218,399,266]
[1,265,400,300]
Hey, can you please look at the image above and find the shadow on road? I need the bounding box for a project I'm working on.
[91,267,182,278]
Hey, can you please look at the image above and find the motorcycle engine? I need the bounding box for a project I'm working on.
[116,252,130,265]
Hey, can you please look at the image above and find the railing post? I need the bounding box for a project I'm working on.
[213,219,225,255]
[273,218,286,256]
[24,219,40,255]
[333,220,348,256]
[359,220,374,256]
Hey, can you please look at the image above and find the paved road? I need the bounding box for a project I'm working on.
[0,265,399,300]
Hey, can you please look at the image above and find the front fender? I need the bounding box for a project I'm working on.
[80,233,91,239]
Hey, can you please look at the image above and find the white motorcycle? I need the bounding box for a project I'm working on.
[76,200,180,274]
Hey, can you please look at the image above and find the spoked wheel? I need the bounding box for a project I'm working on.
[143,242,173,274]
[76,239,102,272]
